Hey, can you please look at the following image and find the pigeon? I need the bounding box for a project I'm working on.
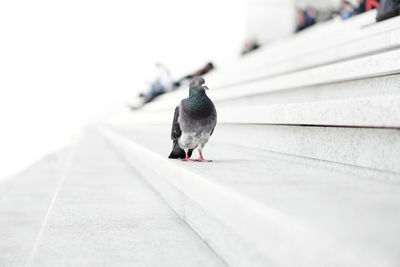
[168,77,217,162]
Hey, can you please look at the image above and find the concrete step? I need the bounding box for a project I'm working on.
[223,23,400,88]
[217,94,400,127]
[0,147,74,267]
[141,47,400,113]
[105,118,400,174]
[138,14,400,114]
[117,93,400,128]
[207,48,400,103]
[278,10,377,52]
[214,73,400,107]
[100,124,400,267]
[19,130,225,267]
[218,10,378,77]
[211,14,400,88]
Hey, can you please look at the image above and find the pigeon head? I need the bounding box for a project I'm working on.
[189,77,209,92]
[183,76,214,119]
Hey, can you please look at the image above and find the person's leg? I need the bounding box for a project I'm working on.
[149,82,166,102]
[146,83,159,103]
[150,82,163,94]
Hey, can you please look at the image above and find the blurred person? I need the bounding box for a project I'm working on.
[353,0,367,14]
[296,8,316,32]
[296,9,307,32]
[367,0,381,11]
[138,62,174,104]
[173,62,215,88]
[376,0,400,21]
[154,62,174,93]
[340,0,355,19]
[241,38,261,56]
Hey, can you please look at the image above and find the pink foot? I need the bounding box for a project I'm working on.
[196,151,212,162]
[182,152,193,162]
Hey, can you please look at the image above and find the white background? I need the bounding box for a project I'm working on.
[0,0,246,179]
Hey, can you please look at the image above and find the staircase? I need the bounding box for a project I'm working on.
[1,10,400,267]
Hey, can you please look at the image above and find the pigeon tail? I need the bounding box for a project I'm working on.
[168,140,193,159]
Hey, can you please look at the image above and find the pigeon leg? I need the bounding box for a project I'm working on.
[182,151,194,162]
[196,151,212,162]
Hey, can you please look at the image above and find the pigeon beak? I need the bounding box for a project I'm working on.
[202,85,209,90]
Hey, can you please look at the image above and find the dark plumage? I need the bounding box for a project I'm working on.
[168,77,217,162]
[168,106,193,159]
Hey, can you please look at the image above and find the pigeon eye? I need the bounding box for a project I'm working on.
[195,81,199,86]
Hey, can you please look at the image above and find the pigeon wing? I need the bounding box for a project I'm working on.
[171,105,181,140]
[210,105,217,136]
[169,105,191,159]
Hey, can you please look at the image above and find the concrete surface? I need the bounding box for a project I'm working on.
[0,148,71,267]
[215,74,400,107]
[0,131,226,267]
[214,13,400,87]
[101,124,400,267]
[208,49,400,102]
[218,95,400,127]
[125,94,400,127]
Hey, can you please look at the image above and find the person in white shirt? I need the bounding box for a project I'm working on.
[145,62,173,102]
[155,62,173,92]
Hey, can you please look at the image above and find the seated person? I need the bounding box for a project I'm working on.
[140,62,174,104]
[173,62,214,88]
[353,0,367,15]
[296,8,316,32]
